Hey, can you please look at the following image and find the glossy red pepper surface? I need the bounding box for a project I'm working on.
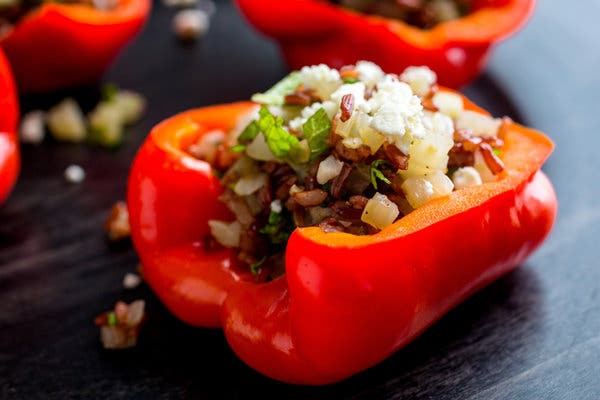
[235,0,535,88]
[127,92,557,384]
[0,0,150,93]
[0,49,19,205]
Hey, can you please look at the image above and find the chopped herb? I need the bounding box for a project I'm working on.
[260,210,293,245]
[493,148,503,157]
[230,144,247,153]
[370,159,392,190]
[302,108,331,161]
[251,72,303,106]
[343,77,360,84]
[250,257,267,275]
[107,312,117,326]
[257,106,301,160]
[238,120,260,144]
[101,83,119,102]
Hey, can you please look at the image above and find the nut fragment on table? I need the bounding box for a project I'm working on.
[95,300,146,349]
[123,273,142,289]
[173,9,210,41]
[105,201,131,241]
[20,110,46,144]
[64,164,86,184]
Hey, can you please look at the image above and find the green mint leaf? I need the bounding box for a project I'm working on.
[260,210,293,245]
[250,257,267,275]
[370,160,392,190]
[492,148,503,157]
[238,120,260,144]
[230,144,246,153]
[251,72,302,106]
[257,106,301,159]
[302,108,331,161]
[343,77,360,84]
[107,312,117,326]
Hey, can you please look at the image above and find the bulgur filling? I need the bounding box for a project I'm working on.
[328,0,472,29]
[188,61,507,276]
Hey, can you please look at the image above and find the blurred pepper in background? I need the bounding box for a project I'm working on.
[236,0,535,87]
[0,0,151,92]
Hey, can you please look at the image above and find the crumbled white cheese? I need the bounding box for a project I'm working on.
[355,60,385,88]
[452,166,483,190]
[330,82,367,111]
[20,111,46,144]
[367,75,425,140]
[64,164,85,184]
[270,199,282,213]
[300,64,342,99]
[400,66,437,97]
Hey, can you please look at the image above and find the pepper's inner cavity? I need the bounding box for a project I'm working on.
[186,61,506,277]
[329,0,472,29]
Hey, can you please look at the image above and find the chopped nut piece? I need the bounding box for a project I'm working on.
[47,99,87,143]
[20,111,46,144]
[340,93,355,122]
[105,201,131,241]
[95,300,146,349]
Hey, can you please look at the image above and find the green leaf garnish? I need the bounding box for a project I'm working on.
[107,312,117,326]
[101,83,119,102]
[238,120,260,144]
[258,106,301,160]
[250,257,267,275]
[230,144,247,153]
[370,159,392,190]
[492,148,503,157]
[343,77,360,84]
[251,72,303,106]
[302,108,331,161]
[260,210,293,245]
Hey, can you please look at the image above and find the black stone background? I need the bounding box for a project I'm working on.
[1,1,599,398]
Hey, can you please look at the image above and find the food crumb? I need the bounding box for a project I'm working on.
[123,273,142,289]
[19,110,46,144]
[105,201,131,241]
[64,164,85,184]
[173,9,210,41]
[95,300,146,349]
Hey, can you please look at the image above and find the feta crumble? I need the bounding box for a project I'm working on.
[300,64,342,99]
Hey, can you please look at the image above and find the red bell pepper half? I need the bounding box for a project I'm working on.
[0,49,19,205]
[235,0,535,88]
[0,0,151,93]
[127,92,556,384]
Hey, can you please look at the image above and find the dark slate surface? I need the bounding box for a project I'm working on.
[1,1,599,398]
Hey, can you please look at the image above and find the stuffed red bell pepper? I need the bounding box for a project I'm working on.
[127,61,556,384]
[235,0,535,88]
[0,0,150,93]
[0,48,19,205]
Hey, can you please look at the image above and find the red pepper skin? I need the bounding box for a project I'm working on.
[0,0,150,93]
[0,49,19,205]
[235,0,535,88]
[127,93,557,384]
